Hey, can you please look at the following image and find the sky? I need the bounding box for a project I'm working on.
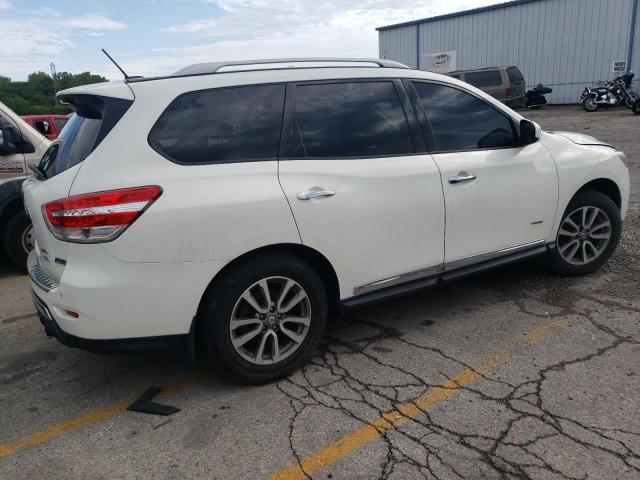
[1,0,499,81]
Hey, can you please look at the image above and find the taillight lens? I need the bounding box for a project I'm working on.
[43,186,163,243]
[506,87,513,98]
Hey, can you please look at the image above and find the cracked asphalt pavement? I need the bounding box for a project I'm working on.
[1,106,639,479]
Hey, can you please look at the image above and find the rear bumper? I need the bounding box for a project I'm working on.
[31,288,186,353]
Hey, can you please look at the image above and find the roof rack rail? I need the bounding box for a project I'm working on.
[170,58,409,77]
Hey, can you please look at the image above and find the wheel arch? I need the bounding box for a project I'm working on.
[0,178,27,240]
[195,243,340,319]
[574,178,621,209]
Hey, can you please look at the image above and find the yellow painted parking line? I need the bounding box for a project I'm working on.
[0,376,204,459]
[269,317,572,480]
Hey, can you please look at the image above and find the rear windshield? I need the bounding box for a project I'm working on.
[38,95,132,178]
[39,114,102,177]
[465,70,502,88]
[506,67,525,85]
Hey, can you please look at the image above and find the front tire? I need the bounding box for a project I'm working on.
[545,191,621,276]
[199,253,328,384]
[625,94,638,109]
[3,210,33,271]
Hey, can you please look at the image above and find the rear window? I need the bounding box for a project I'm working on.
[506,67,525,85]
[148,84,285,165]
[39,114,102,177]
[38,95,132,178]
[465,70,502,88]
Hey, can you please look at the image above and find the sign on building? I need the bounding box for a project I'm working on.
[612,61,627,73]
[422,51,457,73]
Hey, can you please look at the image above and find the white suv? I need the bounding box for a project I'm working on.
[23,58,630,383]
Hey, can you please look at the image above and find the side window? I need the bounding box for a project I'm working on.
[465,70,502,88]
[412,82,517,152]
[149,84,285,164]
[289,81,415,158]
[54,118,69,132]
[34,120,51,135]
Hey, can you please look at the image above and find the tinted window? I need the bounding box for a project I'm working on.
[149,84,285,164]
[413,82,517,152]
[39,113,102,177]
[289,82,414,158]
[465,70,502,87]
[506,67,524,85]
[54,118,68,131]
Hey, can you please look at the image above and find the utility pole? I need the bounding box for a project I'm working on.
[50,62,58,100]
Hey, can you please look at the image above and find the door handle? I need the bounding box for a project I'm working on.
[448,174,477,184]
[297,190,336,200]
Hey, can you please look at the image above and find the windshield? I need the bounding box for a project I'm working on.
[39,113,102,178]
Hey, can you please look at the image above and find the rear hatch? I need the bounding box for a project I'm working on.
[506,66,526,98]
[23,82,133,281]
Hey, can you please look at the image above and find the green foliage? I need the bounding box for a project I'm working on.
[0,71,108,115]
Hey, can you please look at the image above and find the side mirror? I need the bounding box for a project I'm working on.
[519,119,540,146]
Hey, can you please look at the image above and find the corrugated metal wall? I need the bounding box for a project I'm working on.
[379,0,639,104]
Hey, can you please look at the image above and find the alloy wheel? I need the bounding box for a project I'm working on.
[557,206,611,265]
[229,276,312,365]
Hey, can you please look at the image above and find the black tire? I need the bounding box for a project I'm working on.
[624,94,637,109]
[633,99,640,115]
[545,191,621,276]
[3,210,33,271]
[582,98,598,112]
[199,253,328,384]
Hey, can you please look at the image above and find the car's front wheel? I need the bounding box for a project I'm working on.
[545,191,621,276]
[199,253,327,383]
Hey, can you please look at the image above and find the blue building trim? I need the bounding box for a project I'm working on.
[628,0,638,72]
[376,0,546,31]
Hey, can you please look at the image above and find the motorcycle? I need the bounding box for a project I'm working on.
[633,97,640,115]
[580,73,637,112]
[525,84,552,109]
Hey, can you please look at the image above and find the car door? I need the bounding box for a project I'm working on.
[409,80,558,268]
[0,111,27,180]
[278,80,445,299]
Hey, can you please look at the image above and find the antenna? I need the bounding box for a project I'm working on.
[101,48,130,80]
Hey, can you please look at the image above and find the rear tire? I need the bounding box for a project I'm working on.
[3,210,33,271]
[199,253,328,384]
[583,98,598,112]
[545,191,621,276]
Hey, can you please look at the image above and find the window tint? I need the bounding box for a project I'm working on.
[506,67,524,85]
[149,84,285,164]
[289,82,415,158]
[465,70,502,87]
[54,118,68,131]
[39,113,102,177]
[413,82,517,152]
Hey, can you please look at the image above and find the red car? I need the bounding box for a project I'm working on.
[21,114,70,140]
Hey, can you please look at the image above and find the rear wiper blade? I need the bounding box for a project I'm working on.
[28,164,47,180]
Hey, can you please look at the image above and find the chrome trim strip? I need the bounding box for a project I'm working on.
[444,240,547,271]
[27,250,58,292]
[353,263,444,295]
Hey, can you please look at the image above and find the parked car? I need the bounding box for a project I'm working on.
[0,102,51,268]
[448,66,526,107]
[21,114,69,141]
[23,58,629,383]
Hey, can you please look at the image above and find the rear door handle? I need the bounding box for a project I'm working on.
[448,174,477,184]
[297,190,336,200]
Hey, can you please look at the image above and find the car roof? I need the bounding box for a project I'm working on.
[449,66,518,74]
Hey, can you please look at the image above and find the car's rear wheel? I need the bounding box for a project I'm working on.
[3,210,33,271]
[199,253,327,383]
[545,191,621,276]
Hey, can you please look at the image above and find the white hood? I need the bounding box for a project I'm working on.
[548,131,614,148]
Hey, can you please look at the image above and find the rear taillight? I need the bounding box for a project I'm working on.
[43,186,163,243]
[506,87,513,98]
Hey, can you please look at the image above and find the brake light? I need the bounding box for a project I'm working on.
[506,87,513,98]
[43,186,163,243]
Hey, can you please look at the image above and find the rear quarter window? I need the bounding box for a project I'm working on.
[465,70,503,88]
[148,84,286,165]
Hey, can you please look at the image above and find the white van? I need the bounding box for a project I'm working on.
[0,101,51,268]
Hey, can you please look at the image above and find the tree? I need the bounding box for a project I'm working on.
[0,71,109,115]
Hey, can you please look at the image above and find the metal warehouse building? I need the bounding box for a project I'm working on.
[377,0,640,104]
